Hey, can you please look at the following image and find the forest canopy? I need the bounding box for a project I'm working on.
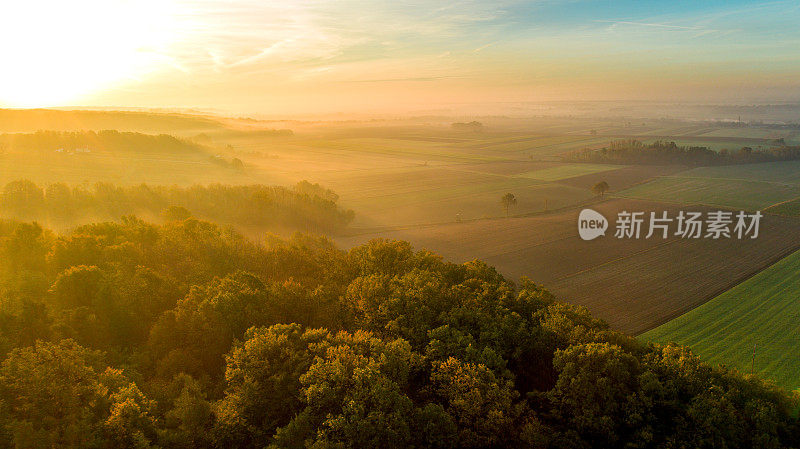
[0,216,797,448]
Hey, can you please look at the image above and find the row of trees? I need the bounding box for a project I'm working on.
[0,216,797,448]
[0,180,354,233]
[567,139,800,165]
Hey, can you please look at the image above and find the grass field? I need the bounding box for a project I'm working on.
[643,249,800,391]
[616,161,800,211]
[617,176,800,211]
[515,163,625,181]
[460,135,609,158]
[557,165,687,192]
[685,161,800,184]
[318,166,593,226]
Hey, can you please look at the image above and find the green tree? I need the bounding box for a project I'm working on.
[158,374,214,449]
[270,330,449,449]
[430,357,523,448]
[548,343,648,446]
[0,340,159,448]
[214,324,328,448]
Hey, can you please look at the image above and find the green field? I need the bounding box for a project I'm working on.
[462,135,609,158]
[515,163,625,181]
[684,160,800,184]
[764,197,800,217]
[616,162,800,211]
[643,249,800,391]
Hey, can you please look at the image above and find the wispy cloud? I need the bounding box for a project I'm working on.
[343,75,461,83]
[57,0,800,111]
[473,43,495,53]
[595,19,701,30]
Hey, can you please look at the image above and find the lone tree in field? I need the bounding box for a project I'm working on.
[501,193,517,217]
[592,181,610,197]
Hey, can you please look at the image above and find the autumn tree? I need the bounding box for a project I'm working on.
[0,340,159,448]
[0,217,796,448]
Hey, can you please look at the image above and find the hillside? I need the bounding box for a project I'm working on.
[0,217,796,448]
[643,249,800,390]
[0,109,227,134]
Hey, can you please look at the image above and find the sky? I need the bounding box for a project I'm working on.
[1,0,799,114]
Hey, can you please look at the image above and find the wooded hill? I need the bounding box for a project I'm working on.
[0,216,796,448]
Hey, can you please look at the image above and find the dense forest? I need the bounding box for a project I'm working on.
[567,139,800,165]
[0,216,797,448]
[0,130,207,155]
[0,180,354,234]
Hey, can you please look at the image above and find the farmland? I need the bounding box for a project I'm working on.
[643,249,800,391]
[320,168,594,226]
[4,109,800,340]
[616,161,800,211]
[616,176,800,211]
[686,160,800,184]
[2,109,800,391]
[765,197,800,217]
[515,163,626,181]
[556,164,687,191]
[338,198,800,334]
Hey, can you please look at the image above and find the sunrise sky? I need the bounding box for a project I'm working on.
[2,0,799,114]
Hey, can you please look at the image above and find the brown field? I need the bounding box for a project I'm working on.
[338,198,800,334]
[556,165,688,192]
[438,160,562,176]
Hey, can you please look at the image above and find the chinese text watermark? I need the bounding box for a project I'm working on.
[579,209,761,241]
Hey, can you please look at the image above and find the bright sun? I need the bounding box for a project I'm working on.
[0,0,179,107]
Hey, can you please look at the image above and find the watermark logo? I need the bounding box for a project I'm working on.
[578,209,762,240]
[578,209,608,240]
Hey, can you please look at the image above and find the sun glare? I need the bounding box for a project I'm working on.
[0,0,179,107]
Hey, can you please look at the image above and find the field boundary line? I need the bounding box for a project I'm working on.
[762,195,800,212]
[634,243,800,336]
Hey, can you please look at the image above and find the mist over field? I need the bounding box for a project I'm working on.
[3,1,800,448]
